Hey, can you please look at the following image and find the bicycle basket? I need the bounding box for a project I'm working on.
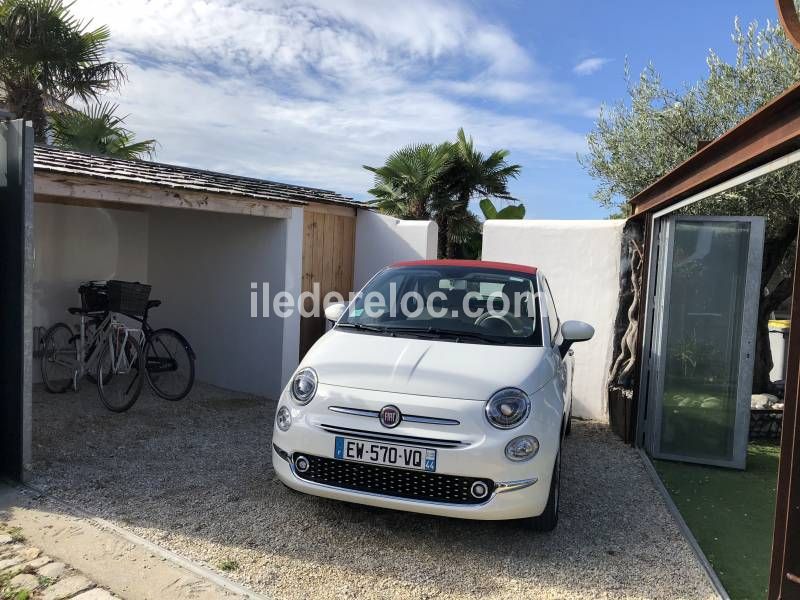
[79,281,109,313]
[106,280,152,316]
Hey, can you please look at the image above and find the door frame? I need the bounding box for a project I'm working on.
[0,118,34,481]
[642,214,764,469]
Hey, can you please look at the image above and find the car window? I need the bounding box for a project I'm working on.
[543,277,560,344]
[339,265,543,346]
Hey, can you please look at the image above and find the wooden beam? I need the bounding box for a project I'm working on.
[34,171,296,219]
[631,82,800,215]
[304,202,357,218]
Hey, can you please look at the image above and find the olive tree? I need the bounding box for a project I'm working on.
[581,19,800,393]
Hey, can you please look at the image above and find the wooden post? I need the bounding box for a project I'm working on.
[769,220,800,600]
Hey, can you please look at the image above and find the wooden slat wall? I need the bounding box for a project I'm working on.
[299,207,356,358]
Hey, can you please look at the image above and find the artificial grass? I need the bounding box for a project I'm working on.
[654,443,780,600]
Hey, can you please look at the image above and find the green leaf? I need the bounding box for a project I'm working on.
[479,198,498,219]
[496,204,526,219]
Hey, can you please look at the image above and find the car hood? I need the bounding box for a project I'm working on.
[300,329,556,401]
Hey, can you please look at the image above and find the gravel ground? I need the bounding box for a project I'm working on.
[30,382,716,600]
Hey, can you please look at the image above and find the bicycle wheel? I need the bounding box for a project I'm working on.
[145,328,195,400]
[96,333,145,412]
[41,323,77,393]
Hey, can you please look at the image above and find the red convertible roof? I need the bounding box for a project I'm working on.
[390,259,537,274]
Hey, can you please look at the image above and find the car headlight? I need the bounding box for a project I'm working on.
[485,388,530,429]
[505,435,539,461]
[290,368,317,404]
[276,406,292,431]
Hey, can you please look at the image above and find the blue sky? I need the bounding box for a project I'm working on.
[71,0,780,219]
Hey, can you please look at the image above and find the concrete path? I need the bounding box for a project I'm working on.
[0,483,258,600]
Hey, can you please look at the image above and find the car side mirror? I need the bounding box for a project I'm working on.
[324,302,347,323]
[559,320,594,358]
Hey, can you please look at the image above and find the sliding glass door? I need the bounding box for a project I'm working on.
[647,215,764,469]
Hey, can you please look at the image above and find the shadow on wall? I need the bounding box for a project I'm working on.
[32,202,147,331]
[481,220,625,421]
[353,211,438,289]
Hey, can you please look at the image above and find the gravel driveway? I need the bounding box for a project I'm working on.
[30,383,716,600]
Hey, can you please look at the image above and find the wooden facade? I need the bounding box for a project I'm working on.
[299,204,357,357]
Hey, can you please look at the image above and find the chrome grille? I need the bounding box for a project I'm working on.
[318,423,467,448]
[294,454,494,504]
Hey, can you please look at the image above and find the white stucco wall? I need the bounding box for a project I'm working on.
[147,207,291,399]
[482,220,625,421]
[353,210,438,289]
[33,201,149,331]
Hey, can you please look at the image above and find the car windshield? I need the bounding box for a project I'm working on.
[337,265,542,346]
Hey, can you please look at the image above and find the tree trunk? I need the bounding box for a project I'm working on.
[6,85,48,142]
[444,191,470,259]
[436,215,448,259]
[752,216,798,393]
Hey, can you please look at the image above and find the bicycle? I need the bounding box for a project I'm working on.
[41,281,147,412]
[131,297,196,401]
[43,280,196,403]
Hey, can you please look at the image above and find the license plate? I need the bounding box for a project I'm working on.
[334,436,437,472]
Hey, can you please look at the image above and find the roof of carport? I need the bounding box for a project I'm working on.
[33,144,363,209]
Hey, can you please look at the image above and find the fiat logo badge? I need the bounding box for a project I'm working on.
[379,405,402,428]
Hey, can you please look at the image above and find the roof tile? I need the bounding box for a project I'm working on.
[34,145,361,208]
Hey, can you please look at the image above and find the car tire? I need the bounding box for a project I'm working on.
[525,449,561,532]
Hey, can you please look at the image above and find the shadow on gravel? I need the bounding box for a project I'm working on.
[29,383,714,600]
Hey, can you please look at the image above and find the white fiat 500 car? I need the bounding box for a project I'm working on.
[272,259,593,530]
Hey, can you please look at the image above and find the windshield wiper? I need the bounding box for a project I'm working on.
[388,326,504,344]
[336,322,395,336]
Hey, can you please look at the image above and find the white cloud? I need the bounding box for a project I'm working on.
[573,57,611,76]
[68,0,591,198]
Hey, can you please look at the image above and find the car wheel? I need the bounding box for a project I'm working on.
[526,449,561,532]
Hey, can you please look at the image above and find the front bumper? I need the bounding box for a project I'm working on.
[271,383,562,521]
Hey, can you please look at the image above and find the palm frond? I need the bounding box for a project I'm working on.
[50,101,156,159]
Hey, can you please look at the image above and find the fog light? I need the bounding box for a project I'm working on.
[276,406,292,431]
[505,435,539,462]
[294,455,310,473]
[470,481,490,499]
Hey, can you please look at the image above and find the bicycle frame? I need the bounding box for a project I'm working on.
[51,311,143,389]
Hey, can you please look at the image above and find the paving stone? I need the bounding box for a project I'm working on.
[0,533,12,544]
[37,561,66,579]
[0,555,24,570]
[41,575,94,600]
[26,555,52,569]
[0,543,23,559]
[18,546,41,561]
[9,572,39,591]
[72,589,118,600]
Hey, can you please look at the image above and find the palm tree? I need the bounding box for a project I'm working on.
[439,128,521,257]
[364,131,522,258]
[0,0,125,141]
[50,102,156,159]
[364,143,452,219]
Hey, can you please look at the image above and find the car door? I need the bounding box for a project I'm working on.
[541,276,571,420]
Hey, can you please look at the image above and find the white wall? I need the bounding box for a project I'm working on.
[33,202,149,331]
[280,207,303,389]
[353,210,438,289]
[147,207,289,398]
[482,220,625,421]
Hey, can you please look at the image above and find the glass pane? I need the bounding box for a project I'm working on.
[659,220,750,462]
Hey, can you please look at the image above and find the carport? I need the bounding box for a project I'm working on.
[31,145,364,397]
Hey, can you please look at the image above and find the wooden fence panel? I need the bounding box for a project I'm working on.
[299,208,356,358]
